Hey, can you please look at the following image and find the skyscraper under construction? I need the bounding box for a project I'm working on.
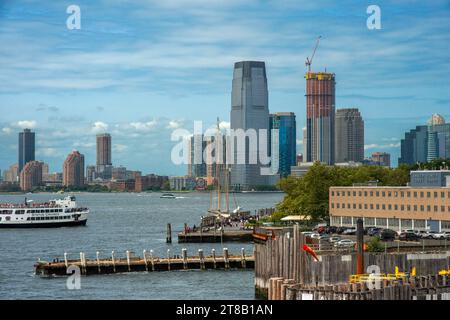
[305,72,336,165]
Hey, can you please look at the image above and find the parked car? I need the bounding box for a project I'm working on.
[418,231,430,239]
[380,229,397,241]
[301,231,315,238]
[310,233,321,239]
[368,227,382,237]
[421,231,437,239]
[398,232,419,242]
[432,232,447,240]
[335,227,347,235]
[326,226,338,234]
[318,234,330,241]
[328,236,342,244]
[334,239,356,248]
[342,228,357,235]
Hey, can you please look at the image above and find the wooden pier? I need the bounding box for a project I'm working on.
[177,229,254,243]
[35,248,254,277]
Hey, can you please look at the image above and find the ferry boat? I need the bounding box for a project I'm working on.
[160,193,176,199]
[0,196,88,228]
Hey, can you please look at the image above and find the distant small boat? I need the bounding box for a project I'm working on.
[160,193,176,199]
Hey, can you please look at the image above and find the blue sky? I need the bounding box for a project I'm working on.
[0,0,449,175]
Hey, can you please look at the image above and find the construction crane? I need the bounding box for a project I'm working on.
[305,36,321,72]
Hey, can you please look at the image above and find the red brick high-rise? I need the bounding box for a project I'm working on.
[305,72,336,164]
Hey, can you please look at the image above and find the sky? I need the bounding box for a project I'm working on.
[0,0,449,175]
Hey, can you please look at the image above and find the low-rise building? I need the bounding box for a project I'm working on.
[329,170,450,232]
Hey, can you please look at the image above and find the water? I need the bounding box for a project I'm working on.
[0,192,283,300]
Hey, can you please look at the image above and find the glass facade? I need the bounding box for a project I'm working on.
[269,113,296,177]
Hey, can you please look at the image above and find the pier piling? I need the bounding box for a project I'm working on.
[166,223,172,244]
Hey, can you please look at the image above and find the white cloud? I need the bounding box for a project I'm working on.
[129,121,157,132]
[92,121,109,134]
[113,144,128,153]
[36,148,59,158]
[364,143,400,150]
[2,127,12,135]
[219,121,230,130]
[167,120,182,129]
[15,120,37,129]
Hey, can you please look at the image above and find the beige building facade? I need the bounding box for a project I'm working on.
[329,186,450,232]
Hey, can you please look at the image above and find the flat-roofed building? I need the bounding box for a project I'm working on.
[329,171,450,232]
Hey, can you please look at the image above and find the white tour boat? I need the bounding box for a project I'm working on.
[0,196,89,228]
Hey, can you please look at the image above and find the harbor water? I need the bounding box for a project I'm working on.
[0,192,283,300]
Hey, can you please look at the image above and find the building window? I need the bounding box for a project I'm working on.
[337,203,340,209]
[342,216,352,226]
[376,218,387,227]
[331,203,335,209]
[406,205,410,211]
[420,192,424,198]
[441,192,445,198]
[434,206,438,212]
[376,191,380,197]
[420,205,424,211]
[331,216,341,226]
[388,204,392,210]
[388,192,392,197]
[337,191,340,196]
[413,192,417,198]
[413,205,417,211]
[441,220,450,230]
[331,191,335,196]
[364,204,368,210]
[347,191,351,196]
[382,191,386,197]
[434,192,437,198]
[401,219,412,229]
[382,204,386,210]
[427,205,431,212]
[389,218,399,230]
[400,192,404,197]
[407,192,410,198]
[353,191,356,197]
[370,191,373,197]
[353,204,356,209]
[376,204,380,210]
[414,219,426,229]
[441,206,445,212]
[395,205,399,211]
[427,192,431,198]
[365,217,375,226]
[364,191,368,197]
[370,204,374,210]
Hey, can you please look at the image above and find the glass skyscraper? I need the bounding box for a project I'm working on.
[18,128,35,174]
[399,114,450,165]
[230,61,270,189]
[269,112,297,177]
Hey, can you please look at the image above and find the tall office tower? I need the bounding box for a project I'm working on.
[86,165,96,183]
[399,114,450,165]
[188,134,207,178]
[305,72,336,165]
[20,161,43,191]
[335,108,364,163]
[230,61,270,189]
[302,127,307,162]
[96,133,112,179]
[269,112,297,177]
[18,129,35,174]
[63,151,85,187]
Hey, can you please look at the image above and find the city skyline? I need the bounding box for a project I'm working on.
[1,1,450,174]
